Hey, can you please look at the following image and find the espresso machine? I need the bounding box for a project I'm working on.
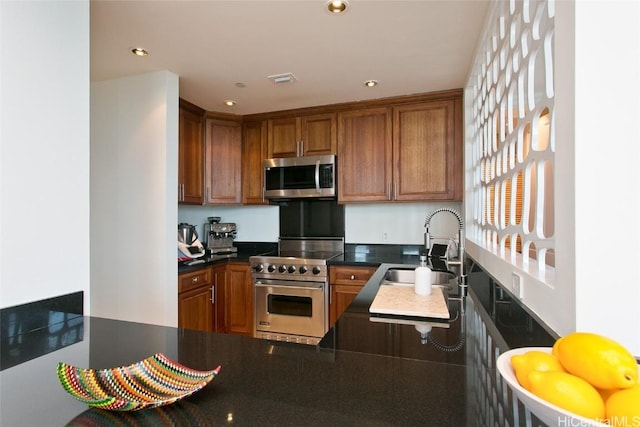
[204,217,237,254]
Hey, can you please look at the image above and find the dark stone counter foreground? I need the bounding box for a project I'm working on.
[3,243,559,426]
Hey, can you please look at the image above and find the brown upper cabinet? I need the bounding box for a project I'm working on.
[182,90,461,206]
[204,117,242,204]
[178,99,205,204]
[241,120,268,204]
[392,99,462,201]
[338,92,462,203]
[337,107,393,203]
[267,113,337,158]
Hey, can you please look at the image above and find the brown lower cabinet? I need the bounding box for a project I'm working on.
[329,265,378,327]
[178,261,254,336]
[178,268,216,332]
[220,262,254,336]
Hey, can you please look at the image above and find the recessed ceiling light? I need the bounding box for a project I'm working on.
[326,0,349,14]
[364,80,379,88]
[223,100,236,107]
[131,47,149,57]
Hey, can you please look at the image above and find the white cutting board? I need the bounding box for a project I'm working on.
[369,285,449,319]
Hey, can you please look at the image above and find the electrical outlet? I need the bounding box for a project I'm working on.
[382,232,389,242]
[511,273,522,298]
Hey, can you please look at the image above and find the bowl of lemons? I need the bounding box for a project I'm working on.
[497,333,640,427]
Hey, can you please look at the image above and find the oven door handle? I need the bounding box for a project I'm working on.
[254,281,324,291]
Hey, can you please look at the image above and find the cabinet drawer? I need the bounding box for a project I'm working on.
[178,268,212,293]
[330,266,377,285]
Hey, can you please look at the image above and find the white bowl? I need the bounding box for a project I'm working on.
[496,347,609,427]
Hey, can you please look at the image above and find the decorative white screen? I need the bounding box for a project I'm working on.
[467,0,555,274]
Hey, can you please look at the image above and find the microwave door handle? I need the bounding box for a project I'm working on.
[315,160,321,193]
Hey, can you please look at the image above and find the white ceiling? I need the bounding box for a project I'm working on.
[91,0,491,115]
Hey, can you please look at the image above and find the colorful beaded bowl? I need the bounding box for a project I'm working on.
[57,353,221,411]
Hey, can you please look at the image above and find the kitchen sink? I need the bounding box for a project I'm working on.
[382,267,456,288]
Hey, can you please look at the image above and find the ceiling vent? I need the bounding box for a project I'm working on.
[267,73,297,85]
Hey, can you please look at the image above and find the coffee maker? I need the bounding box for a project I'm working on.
[204,217,237,254]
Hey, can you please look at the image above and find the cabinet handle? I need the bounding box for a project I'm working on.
[210,285,215,304]
[394,182,398,200]
[386,182,392,201]
[299,140,304,156]
[350,274,355,280]
[192,276,199,283]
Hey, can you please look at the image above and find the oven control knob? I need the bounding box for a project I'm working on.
[267,264,276,273]
[253,264,264,273]
[299,266,308,274]
[278,265,287,273]
[288,265,296,274]
[312,266,322,275]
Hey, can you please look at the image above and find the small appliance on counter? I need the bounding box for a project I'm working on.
[204,217,237,255]
[178,223,205,260]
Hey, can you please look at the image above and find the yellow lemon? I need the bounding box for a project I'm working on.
[597,386,621,404]
[528,370,605,421]
[605,384,640,426]
[554,332,637,390]
[551,336,563,357]
[511,350,565,391]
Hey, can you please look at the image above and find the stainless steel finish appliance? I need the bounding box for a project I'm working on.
[204,217,237,254]
[251,237,344,345]
[178,223,205,259]
[264,154,336,200]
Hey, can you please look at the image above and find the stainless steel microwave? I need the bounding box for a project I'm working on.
[264,154,336,200]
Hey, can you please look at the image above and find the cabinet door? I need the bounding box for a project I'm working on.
[204,118,242,204]
[241,120,268,204]
[301,113,336,156]
[211,263,227,333]
[178,285,214,332]
[393,100,461,201]
[178,100,205,204]
[267,117,300,158]
[178,267,214,331]
[224,262,254,336]
[329,266,377,326]
[337,108,392,202]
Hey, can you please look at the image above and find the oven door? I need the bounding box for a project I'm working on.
[254,278,327,339]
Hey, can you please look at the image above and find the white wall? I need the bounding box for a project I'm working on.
[568,2,640,352]
[91,71,178,327]
[0,1,90,309]
[178,201,462,245]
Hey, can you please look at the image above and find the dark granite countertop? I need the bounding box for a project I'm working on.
[2,244,556,425]
[1,259,557,426]
[178,242,277,274]
[330,243,425,266]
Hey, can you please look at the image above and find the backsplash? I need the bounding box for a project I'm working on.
[1,292,84,370]
[178,201,462,245]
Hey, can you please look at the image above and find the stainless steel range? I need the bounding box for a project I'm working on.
[250,237,344,345]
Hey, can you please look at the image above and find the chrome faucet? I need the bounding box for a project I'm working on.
[424,207,467,292]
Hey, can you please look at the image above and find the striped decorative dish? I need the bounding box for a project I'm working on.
[56,353,221,411]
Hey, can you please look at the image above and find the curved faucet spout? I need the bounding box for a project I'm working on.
[424,208,464,254]
[424,207,467,291]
